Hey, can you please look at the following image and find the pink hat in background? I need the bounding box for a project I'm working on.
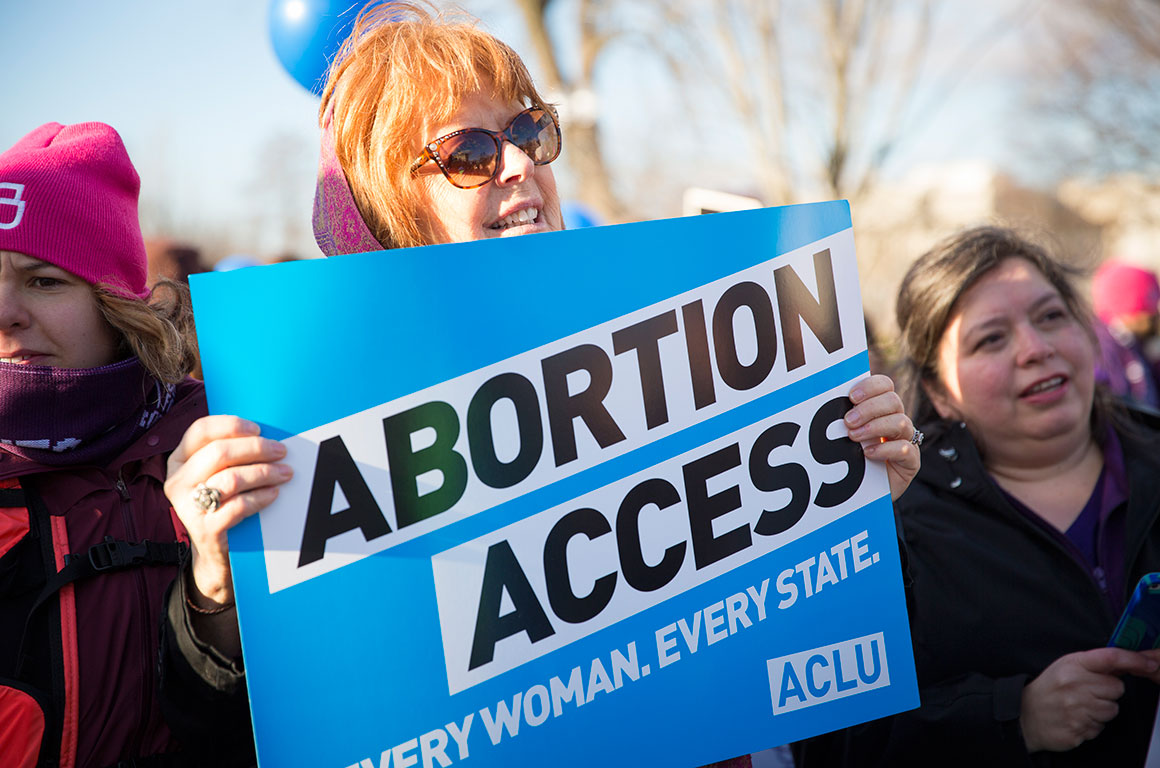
[1092,261,1160,325]
[0,122,149,299]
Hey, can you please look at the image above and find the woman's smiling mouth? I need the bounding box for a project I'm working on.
[1020,374,1067,399]
[489,206,540,231]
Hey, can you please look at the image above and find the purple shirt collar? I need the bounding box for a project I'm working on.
[1093,426,1130,609]
[998,426,1130,611]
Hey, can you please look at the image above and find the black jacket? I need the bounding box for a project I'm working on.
[159,555,255,767]
[796,415,1160,768]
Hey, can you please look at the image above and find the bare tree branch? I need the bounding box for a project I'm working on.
[1025,0,1160,177]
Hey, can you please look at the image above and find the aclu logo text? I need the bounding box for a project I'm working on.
[767,632,889,714]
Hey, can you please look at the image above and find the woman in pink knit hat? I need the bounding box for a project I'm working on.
[0,122,287,767]
[1090,260,1160,409]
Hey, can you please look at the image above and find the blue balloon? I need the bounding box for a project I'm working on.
[561,201,604,230]
[268,0,373,95]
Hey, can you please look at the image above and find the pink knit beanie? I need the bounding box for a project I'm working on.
[0,122,149,299]
[1092,261,1160,324]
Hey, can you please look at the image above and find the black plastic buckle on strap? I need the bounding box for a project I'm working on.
[73,536,151,571]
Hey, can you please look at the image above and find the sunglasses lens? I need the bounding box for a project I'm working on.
[427,108,560,188]
[438,131,499,188]
[510,109,560,164]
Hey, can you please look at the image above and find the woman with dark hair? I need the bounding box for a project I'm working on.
[881,226,1160,766]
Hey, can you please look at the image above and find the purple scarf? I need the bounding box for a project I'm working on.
[312,100,385,257]
[0,357,175,466]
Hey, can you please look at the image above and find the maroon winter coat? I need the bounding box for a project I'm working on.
[0,378,247,768]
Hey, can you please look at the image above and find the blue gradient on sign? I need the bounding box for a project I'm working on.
[192,203,921,768]
[236,498,915,767]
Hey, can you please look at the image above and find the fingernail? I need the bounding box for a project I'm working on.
[277,464,294,479]
[845,408,862,426]
[863,444,878,457]
[847,426,865,439]
[850,387,865,402]
[270,442,287,458]
[242,420,261,435]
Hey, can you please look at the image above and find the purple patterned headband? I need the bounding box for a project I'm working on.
[312,101,386,257]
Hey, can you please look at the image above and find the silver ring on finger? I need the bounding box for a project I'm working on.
[191,482,224,513]
[909,428,925,447]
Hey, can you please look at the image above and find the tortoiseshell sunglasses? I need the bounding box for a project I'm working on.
[409,106,562,189]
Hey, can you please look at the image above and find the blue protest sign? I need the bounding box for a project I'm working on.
[190,201,918,768]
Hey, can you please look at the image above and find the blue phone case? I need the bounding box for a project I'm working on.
[1109,572,1160,650]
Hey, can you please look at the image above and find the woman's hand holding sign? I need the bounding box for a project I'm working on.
[165,415,293,655]
[843,374,921,500]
